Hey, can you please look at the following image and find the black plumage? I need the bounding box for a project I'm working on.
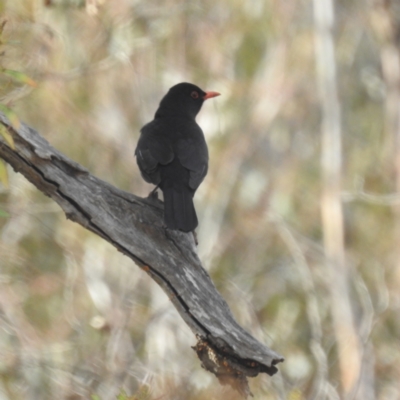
[135,82,220,232]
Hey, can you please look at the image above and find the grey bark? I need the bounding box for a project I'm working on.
[0,112,284,397]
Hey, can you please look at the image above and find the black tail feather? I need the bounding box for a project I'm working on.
[163,187,198,232]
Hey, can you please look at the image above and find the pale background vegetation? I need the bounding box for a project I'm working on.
[0,0,399,399]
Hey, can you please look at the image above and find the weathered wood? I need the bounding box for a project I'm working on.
[0,113,284,397]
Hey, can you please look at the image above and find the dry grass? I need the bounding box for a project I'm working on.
[0,0,399,399]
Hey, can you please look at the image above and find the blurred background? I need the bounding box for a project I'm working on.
[0,0,399,399]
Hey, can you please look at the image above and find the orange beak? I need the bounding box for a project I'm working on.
[203,91,220,100]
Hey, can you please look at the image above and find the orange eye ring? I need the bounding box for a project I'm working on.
[191,91,199,99]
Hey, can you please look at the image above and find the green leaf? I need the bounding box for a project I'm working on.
[0,123,14,148]
[2,69,37,87]
[115,387,150,400]
[0,208,9,218]
[91,395,101,400]
[0,159,8,188]
[116,389,128,400]
[0,104,20,129]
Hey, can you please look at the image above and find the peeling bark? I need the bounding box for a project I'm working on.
[0,112,284,397]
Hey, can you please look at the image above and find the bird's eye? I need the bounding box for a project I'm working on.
[191,91,199,99]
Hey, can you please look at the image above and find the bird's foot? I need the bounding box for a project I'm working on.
[147,187,159,200]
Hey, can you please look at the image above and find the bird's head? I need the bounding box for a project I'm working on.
[155,82,220,119]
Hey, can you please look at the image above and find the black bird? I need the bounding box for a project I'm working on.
[135,82,220,232]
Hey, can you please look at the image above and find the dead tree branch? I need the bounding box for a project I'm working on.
[0,112,284,398]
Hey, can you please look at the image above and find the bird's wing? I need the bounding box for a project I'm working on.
[135,122,174,184]
[176,134,208,190]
